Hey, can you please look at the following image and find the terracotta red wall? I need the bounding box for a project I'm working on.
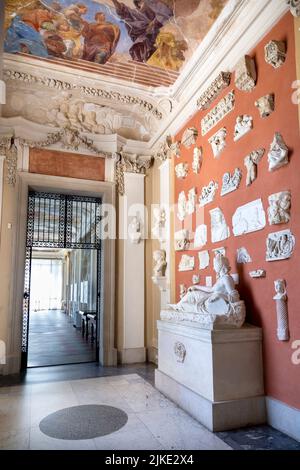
[29,148,105,181]
[174,14,300,409]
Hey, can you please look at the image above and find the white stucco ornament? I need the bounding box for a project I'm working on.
[199,181,219,207]
[128,215,142,244]
[192,147,203,174]
[255,94,275,118]
[287,0,300,17]
[153,250,167,277]
[266,230,295,261]
[221,168,242,196]
[209,128,227,158]
[232,199,266,236]
[165,253,246,329]
[174,230,190,252]
[181,127,198,148]
[186,188,197,215]
[194,225,207,248]
[210,208,230,243]
[264,40,286,68]
[192,275,200,285]
[249,270,266,279]
[174,342,186,363]
[234,115,253,141]
[178,255,195,272]
[267,191,291,226]
[244,149,265,186]
[273,279,289,341]
[152,207,166,242]
[268,133,289,171]
[237,247,252,264]
[179,284,187,300]
[235,55,257,92]
[175,162,189,179]
[198,251,210,270]
[177,191,187,221]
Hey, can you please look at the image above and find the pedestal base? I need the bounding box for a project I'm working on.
[155,320,266,432]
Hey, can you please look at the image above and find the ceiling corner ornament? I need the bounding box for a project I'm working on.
[201,91,235,136]
[4,70,163,121]
[112,152,152,196]
[155,136,181,161]
[287,0,300,16]
[0,135,18,186]
[197,72,232,110]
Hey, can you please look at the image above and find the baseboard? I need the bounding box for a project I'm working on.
[147,346,158,365]
[118,347,146,364]
[266,397,300,442]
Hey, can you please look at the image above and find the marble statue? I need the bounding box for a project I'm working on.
[152,207,166,241]
[267,191,291,226]
[234,115,253,141]
[264,41,286,68]
[255,94,275,118]
[128,215,142,244]
[192,147,203,174]
[153,250,167,278]
[210,208,230,243]
[273,279,289,341]
[166,254,246,329]
[268,133,289,171]
[244,149,265,186]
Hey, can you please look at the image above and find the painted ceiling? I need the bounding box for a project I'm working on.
[4,0,228,87]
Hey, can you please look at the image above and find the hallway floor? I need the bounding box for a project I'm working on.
[28,310,95,367]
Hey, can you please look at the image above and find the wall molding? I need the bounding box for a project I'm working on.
[266,397,300,442]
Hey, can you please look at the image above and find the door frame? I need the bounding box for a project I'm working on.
[7,172,117,374]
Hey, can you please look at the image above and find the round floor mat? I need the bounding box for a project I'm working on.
[39,404,128,440]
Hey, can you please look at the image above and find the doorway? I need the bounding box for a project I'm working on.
[22,191,102,369]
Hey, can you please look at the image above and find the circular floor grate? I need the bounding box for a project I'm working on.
[39,404,128,440]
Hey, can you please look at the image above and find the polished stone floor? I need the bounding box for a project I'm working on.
[28,310,95,367]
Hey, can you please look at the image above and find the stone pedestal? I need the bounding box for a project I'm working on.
[155,320,266,432]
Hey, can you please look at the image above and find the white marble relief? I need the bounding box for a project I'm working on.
[194,225,207,248]
[186,188,197,215]
[174,230,190,252]
[152,207,166,241]
[192,147,203,174]
[266,229,295,261]
[237,247,252,264]
[249,270,266,279]
[244,149,265,186]
[179,284,187,300]
[212,247,226,257]
[192,275,200,285]
[287,0,300,17]
[175,162,189,179]
[201,91,235,136]
[221,168,242,196]
[155,136,181,161]
[210,208,230,244]
[178,255,195,272]
[273,279,289,341]
[153,250,167,277]
[268,191,291,226]
[174,342,186,363]
[181,127,198,149]
[206,276,213,287]
[234,115,253,141]
[197,71,232,110]
[235,55,257,92]
[198,250,210,270]
[255,94,275,118]
[177,191,187,221]
[232,199,266,237]
[209,128,227,158]
[167,253,246,329]
[199,181,218,207]
[268,133,289,171]
[128,215,142,244]
[265,40,286,68]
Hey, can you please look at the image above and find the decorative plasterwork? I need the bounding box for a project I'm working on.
[210,208,230,244]
[174,230,190,252]
[221,168,242,196]
[174,342,186,363]
[0,134,17,186]
[232,199,266,236]
[198,250,210,270]
[178,255,195,272]
[237,247,252,264]
[255,94,275,118]
[249,270,266,279]
[177,191,187,222]
[201,91,235,136]
[128,215,142,245]
[264,41,286,68]
[197,72,231,110]
[194,225,207,249]
[266,229,295,261]
[268,191,291,226]
[287,0,300,17]
[186,188,197,215]
[268,133,289,171]
[4,69,163,121]
[175,163,189,179]
[152,207,167,242]
[234,115,253,141]
[113,151,152,196]
[155,136,181,161]
[153,250,167,278]
[181,128,198,149]
[192,147,203,174]
[199,181,219,207]
[209,128,227,158]
[235,55,257,92]
[244,148,265,186]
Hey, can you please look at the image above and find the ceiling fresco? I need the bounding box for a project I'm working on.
[4,0,228,86]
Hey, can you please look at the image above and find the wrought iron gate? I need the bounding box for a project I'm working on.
[21,191,102,369]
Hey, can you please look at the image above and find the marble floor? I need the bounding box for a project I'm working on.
[0,373,231,450]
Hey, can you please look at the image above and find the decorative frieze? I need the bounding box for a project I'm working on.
[210,208,230,244]
[287,0,300,17]
[249,270,266,279]
[235,55,257,92]
[178,255,195,272]
[264,41,286,68]
[267,191,291,226]
[221,168,242,196]
[273,279,289,341]
[192,147,203,174]
[175,162,189,179]
[155,136,181,161]
[199,181,218,207]
[201,91,235,136]
[232,199,266,236]
[0,135,18,186]
[244,149,265,186]
[181,128,198,149]
[266,229,295,261]
[268,133,289,171]
[255,94,275,118]
[113,151,152,195]
[208,128,227,158]
[197,72,232,110]
[234,115,253,141]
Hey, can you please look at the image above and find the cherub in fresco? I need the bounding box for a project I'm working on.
[82,12,120,64]
[111,0,173,62]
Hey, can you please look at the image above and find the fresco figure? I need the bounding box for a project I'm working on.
[82,12,120,64]
[111,0,173,62]
[147,31,187,71]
